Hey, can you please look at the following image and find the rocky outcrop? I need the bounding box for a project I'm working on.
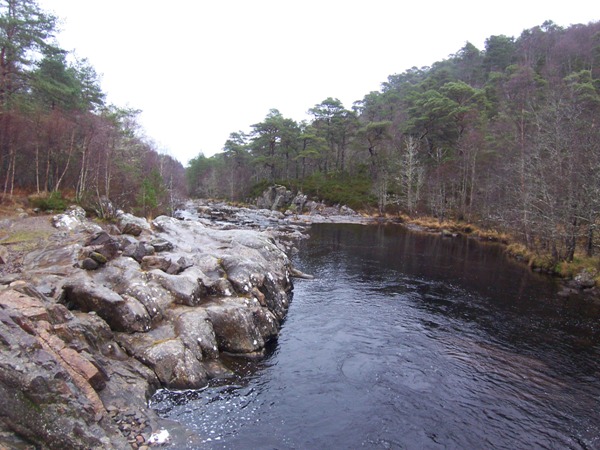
[0,206,298,448]
[254,185,363,223]
[0,287,129,449]
[255,184,295,211]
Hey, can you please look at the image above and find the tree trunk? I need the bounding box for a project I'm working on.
[586,223,595,257]
[54,129,76,192]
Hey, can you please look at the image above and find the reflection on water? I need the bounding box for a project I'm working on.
[151,224,600,449]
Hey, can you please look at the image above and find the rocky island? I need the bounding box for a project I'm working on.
[0,196,354,449]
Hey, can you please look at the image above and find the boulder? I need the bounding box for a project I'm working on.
[123,242,155,263]
[62,281,151,333]
[85,231,120,261]
[149,238,174,252]
[570,269,598,290]
[121,280,171,322]
[206,299,279,354]
[117,213,151,236]
[52,206,102,233]
[81,257,99,271]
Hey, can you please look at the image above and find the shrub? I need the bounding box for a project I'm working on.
[555,256,600,279]
[28,192,68,212]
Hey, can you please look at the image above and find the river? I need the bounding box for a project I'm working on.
[151,223,600,449]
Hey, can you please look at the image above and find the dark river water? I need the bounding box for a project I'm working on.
[151,223,600,449]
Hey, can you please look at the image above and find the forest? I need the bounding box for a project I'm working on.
[0,0,186,218]
[2,0,599,267]
[188,19,600,265]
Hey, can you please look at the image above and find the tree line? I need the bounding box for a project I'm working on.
[187,20,600,263]
[0,0,186,218]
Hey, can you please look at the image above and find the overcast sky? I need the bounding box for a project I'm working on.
[38,0,597,164]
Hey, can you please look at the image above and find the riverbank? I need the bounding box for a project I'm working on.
[381,213,600,298]
[0,201,317,449]
[255,184,598,291]
[0,198,597,448]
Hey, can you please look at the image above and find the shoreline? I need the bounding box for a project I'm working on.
[0,203,306,449]
[0,200,597,448]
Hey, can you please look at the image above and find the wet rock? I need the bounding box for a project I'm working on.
[219,238,291,319]
[142,338,208,389]
[289,266,315,279]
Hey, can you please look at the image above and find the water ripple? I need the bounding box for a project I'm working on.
[152,224,600,449]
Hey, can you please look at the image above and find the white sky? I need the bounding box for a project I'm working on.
[38,0,597,164]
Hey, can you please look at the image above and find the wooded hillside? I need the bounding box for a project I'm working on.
[2,1,599,264]
[187,20,600,263]
[0,0,186,217]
